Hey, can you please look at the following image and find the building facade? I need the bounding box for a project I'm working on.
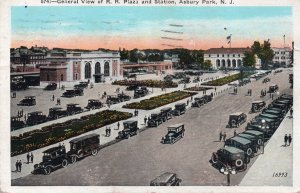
[204,47,252,69]
[40,50,121,83]
[272,47,292,65]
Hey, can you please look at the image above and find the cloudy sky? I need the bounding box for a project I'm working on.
[11,6,293,50]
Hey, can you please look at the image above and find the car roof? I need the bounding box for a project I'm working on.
[230,112,244,116]
[123,120,137,124]
[151,112,160,115]
[50,107,63,110]
[230,136,251,145]
[175,103,185,106]
[67,103,79,106]
[151,172,176,184]
[223,146,244,154]
[260,113,279,118]
[238,133,255,139]
[168,123,184,128]
[270,84,278,87]
[161,107,172,111]
[252,100,263,103]
[244,130,264,135]
[69,133,99,143]
[88,99,98,101]
[28,111,42,114]
[43,146,65,153]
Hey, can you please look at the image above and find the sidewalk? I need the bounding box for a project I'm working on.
[239,112,293,186]
[11,72,234,180]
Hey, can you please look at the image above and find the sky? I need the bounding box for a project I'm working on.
[11,6,293,50]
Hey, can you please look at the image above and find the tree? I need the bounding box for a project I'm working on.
[250,40,274,69]
[242,51,256,67]
[201,60,212,70]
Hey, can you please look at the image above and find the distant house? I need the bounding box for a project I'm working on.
[272,47,292,66]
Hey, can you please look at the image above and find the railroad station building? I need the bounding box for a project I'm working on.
[40,50,121,84]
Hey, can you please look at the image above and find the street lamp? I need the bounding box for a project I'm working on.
[220,166,236,186]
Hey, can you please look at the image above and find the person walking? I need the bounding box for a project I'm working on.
[250,89,252,96]
[15,160,19,172]
[219,131,223,141]
[234,130,237,136]
[271,94,274,100]
[144,116,147,125]
[117,122,120,130]
[223,132,227,142]
[24,114,27,122]
[27,152,30,164]
[30,152,34,163]
[284,134,288,146]
[105,127,109,137]
[52,94,55,101]
[19,160,22,172]
[290,108,293,117]
[108,127,111,136]
[288,134,292,146]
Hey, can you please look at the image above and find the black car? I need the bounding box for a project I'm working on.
[44,83,57,90]
[274,99,293,109]
[62,90,82,98]
[160,107,173,121]
[66,104,83,115]
[161,123,185,144]
[147,112,164,127]
[246,122,273,138]
[11,81,28,91]
[116,120,139,139]
[150,172,182,186]
[227,112,247,128]
[173,103,186,116]
[192,97,206,107]
[237,133,261,151]
[250,116,280,134]
[117,93,131,102]
[262,77,270,83]
[202,94,213,103]
[262,109,284,118]
[11,116,25,131]
[126,84,139,91]
[279,94,293,102]
[224,136,256,157]
[211,146,248,171]
[85,99,103,110]
[259,113,283,122]
[239,78,251,86]
[32,145,69,175]
[243,130,265,144]
[268,102,289,114]
[250,101,266,113]
[134,87,149,98]
[18,96,36,106]
[107,95,121,104]
[26,111,48,126]
[178,77,190,84]
[268,84,279,93]
[68,133,100,163]
[48,107,68,120]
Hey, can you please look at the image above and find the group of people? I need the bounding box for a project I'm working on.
[233,87,238,94]
[247,89,252,96]
[17,109,24,118]
[134,109,139,116]
[219,131,227,142]
[15,160,23,172]
[284,134,292,146]
[105,126,111,137]
[260,89,267,97]
[26,152,34,163]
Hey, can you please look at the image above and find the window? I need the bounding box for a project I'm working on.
[47,73,50,81]
[227,54,230,57]
[233,54,235,57]
[217,54,219,57]
[61,74,64,81]
[104,62,110,76]
[222,54,224,57]
[85,62,92,79]
[209,54,211,57]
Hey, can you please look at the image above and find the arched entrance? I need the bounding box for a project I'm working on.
[227,59,231,68]
[216,59,220,68]
[95,62,101,74]
[85,62,91,79]
[232,59,236,68]
[221,59,226,67]
[238,59,242,67]
[104,62,110,76]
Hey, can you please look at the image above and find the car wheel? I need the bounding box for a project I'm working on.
[91,149,98,156]
[246,148,253,157]
[92,106,95,110]
[44,166,52,175]
[235,159,243,167]
[55,115,59,120]
[211,153,218,164]
[71,156,77,164]
[61,159,68,168]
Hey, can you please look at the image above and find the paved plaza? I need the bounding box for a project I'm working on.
[10,68,292,186]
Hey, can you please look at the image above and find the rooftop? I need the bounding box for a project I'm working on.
[205,47,251,54]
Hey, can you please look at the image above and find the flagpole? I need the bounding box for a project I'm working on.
[283,35,286,48]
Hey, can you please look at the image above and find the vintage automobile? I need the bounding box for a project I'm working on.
[262,109,284,118]
[126,84,139,91]
[243,130,265,145]
[74,81,89,90]
[160,107,173,121]
[85,99,103,110]
[237,133,261,150]
[44,82,57,90]
[268,102,289,114]
[11,116,25,131]
[249,116,280,134]
[48,107,68,120]
[262,77,270,83]
[117,93,131,102]
[17,96,36,106]
[106,95,121,104]
[150,172,182,186]
[246,122,273,138]
[273,99,293,109]
[161,123,185,144]
[224,136,256,157]
[192,76,200,83]
[279,94,293,101]
[268,84,279,93]
[148,112,164,127]
[259,113,283,122]
[164,75,173,82]
[68,133,100,163]
[62,89,84,97]
[211,146,248,171]
[173,103,186,116]
[192,97,206,107]
[66,103,83,115]
[116,120,139,139]
[202,94,213,103]
[250,100,266,113]
[26,111,48,126]
[227,112,247,128]
[32,145,69,175]
[267,107,286,115]
[11,81,28,91]
[238,78,251,86]
[134,87,149,98]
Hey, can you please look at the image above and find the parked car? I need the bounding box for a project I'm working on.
[262,77,270,83]
[250,116,280,133]
[11,116,25,131]
[134,87,149,98]
[107,95,121,104]
[227,112,247,128]
[268,102,289,114]
[250,101,266,113]
[48,107,68,120]
[85,99,103,110]
[211,146,248,171]
[126,84,139,91]
[62,90,77,98]
[68,133,100,163]
[17,96,36,106]
[116,120,139,139]
[150,172,182,186]
[262,109,284,118]
[160,107,173,121]
[148,112,164,127]
[192,97,206,107]
[268,84,279,93]
[274,99,293,109]
[246,122,273,138]
[11,81,28,91]
[117,93,131,102]
[278,94,293,101]
[161,123,185,144]
[32,145,69,175]
[26,111,48,126]
[259,113,283,121]
[242,130,265,145]
[173,103,186,116]
[237,133,261,150]
[66,103,83,115]
[224,136,256,157]
[202,94,213,103]
[44,83,57,90]
[239,78,251,86]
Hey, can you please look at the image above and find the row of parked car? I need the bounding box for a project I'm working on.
[210,94,293,172]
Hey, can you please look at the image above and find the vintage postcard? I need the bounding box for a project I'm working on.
[0,0,299,192]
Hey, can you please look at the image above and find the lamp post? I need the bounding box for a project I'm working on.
[220,166,236,186]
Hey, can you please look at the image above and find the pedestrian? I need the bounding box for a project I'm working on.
[219,131,223,141]
[24,114,27,121]
[27,152,30,164]
[250,89,252,96]
[58,98,61,105]
[264,90,267,96]
[15,160,19,172]
[234,130,237,136]
[215,87,217,92]
[284,134,288,146]
[108,127,111,136]
[52,94,55,101]
[17,110,20,117]
[191,95,193,100]
[290,108,293,117]
[187,99,189,106]
[105,127,109,137]
[30,152,34,163]
[56,98,59,105]
[144,116,147,125]
[117,122,120,130]
[21,109,23,116]
[272,94,274,100]
[136,109,139,116]
[261,90,263,96]
[223,132,227,142]
[288,134,292,146]
[269,92,272,98]
[19,160,22,172]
